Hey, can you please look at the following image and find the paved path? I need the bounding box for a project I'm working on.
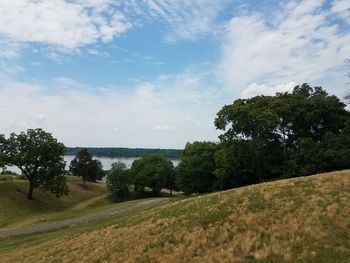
[0,198,168,238]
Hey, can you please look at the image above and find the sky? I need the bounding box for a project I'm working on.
[0,0,349,149]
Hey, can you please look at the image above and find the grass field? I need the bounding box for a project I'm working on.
[0,170,349,262]
[0,179,109,229]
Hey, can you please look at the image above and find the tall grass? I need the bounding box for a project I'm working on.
[1,170,349,262]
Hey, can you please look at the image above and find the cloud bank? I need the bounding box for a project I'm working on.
[0,0,349,148]
[219,0,350,97]
[0,0,132,56]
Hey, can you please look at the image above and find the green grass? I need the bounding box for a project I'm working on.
[0,170,349,262]
[0,180,108,229]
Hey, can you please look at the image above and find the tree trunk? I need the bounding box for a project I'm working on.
[170,188,173,196]
[27,182,34,200]
[282,127,287,176]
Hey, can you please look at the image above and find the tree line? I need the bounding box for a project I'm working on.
[0,131,177,200]
[67,148,175,198]
[177,84,350,194]
[102,83,350,197]
[1,83,349,200]
[65,147,182,159]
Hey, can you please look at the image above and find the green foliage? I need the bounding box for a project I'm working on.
[0,128,67,200]
[131,154,174,195]
[69,149,105,184]
[214,84,350,189]
[288,129,350,177]
[165,165,177,196]
[176,141,217,195]
[0,169,18,176]
[0,134,5,165]
[88,159,105,181]
[106,162,131,198]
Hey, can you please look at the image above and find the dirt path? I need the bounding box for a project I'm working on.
[71,194,109,210]
[0,198,168,238]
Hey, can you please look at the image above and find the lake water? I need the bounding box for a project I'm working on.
[6,156,180,175]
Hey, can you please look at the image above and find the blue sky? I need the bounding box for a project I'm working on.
[0,0,349,148]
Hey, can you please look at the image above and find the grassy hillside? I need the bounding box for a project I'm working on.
[1,170,350,262]
[0,180,108,229]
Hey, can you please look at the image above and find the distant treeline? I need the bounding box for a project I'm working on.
[65,147,183,159]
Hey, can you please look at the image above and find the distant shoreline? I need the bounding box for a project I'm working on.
[7,156,180,174]
[65,147,183,159]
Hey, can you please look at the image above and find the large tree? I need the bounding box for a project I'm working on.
[69,148,104,184]
[131,154,174,195]
[215,84,348,146]
[0,129,67,200]
[215,84,350,187]
[176,141,218,195]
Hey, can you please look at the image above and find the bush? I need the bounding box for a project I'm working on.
[131,154,174,195]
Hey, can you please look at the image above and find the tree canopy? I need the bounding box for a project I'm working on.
[215,84,348,143]
[0,129,67,200]
[106,162,131,198]
[131,154,174,195]
[213,84,350,189]
[69,148,104,184]
[176,141,217,195]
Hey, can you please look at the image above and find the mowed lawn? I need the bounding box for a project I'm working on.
[0,179,108,229]
[1,170,349,262]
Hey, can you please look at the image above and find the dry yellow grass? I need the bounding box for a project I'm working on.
[1,170,349,262]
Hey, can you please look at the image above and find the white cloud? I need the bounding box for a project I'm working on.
[0,0,229,58]
[241,82,297,99]
[219,0,350,96]
[123,0,228,41]
[0,39,23,59]
[153,125,176,131]
[0,60,25,75]
[0,71,222,148]
[0,0,132,57]
[332,0,350,23]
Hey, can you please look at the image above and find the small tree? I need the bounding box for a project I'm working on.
[89,159,105,181]
[106,162,130,198]
[69,149,104,184]
[0,129,67,200]
[131,154,174,195]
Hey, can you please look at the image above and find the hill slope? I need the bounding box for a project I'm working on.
[1,170,350,262]
[0,180,107,229]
